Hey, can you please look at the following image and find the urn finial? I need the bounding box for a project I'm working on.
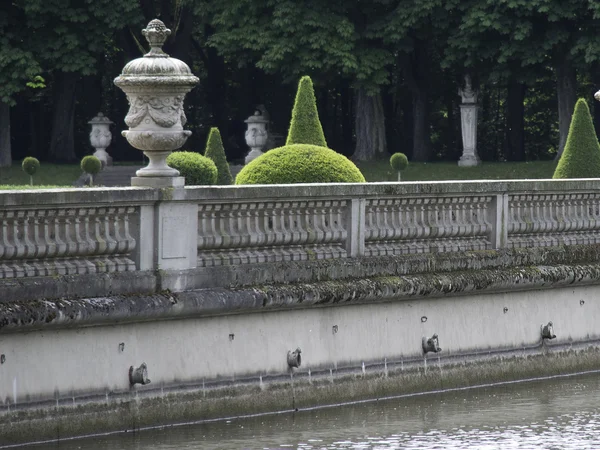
[142,19,171,56]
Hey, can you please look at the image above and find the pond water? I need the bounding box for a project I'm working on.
[27,372,600,449]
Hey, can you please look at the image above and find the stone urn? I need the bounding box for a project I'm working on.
[114,19,199,187]
[244,111,269,164]
[88,112,113,167]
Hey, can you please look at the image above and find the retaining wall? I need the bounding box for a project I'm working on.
[3,179,600,445]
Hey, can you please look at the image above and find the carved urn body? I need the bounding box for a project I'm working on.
[244,111,269,164]
[114,19,199,186]
[88,112,113,166]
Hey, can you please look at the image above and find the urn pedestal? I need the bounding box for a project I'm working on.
[114,19,199,188]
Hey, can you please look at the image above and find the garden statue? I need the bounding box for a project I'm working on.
[458,75,481,167]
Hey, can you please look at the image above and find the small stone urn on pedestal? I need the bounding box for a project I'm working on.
[458,75,481,167]
[244,111,269,164]
[114,19,199,187]
[88,112,113,167]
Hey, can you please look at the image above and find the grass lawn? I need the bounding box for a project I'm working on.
[0,159,559,190]
[356,160,558,182]
[0,163,82,189]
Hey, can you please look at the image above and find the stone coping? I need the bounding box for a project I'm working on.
[184,178,600,201]
[0,186,157,207]
[2,178,600,206]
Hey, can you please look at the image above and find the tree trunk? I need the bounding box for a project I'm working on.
[505,79,526,161]
[49,72,78,162]
[555,56,577,160]
[340,81,353,153]
[353,87,386,161]
[412,89,431,162]
[0,101,11,168]
[400,42,432,162]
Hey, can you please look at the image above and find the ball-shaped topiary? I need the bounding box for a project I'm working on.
[553,98,600,179]
[81,155,102,186]
[204,127,233,185]
[390,153,409,171]
[235,144,365,185]
[81,155,102,175]
[166,151,218,185]
[22,157,40,186]
[286,76,327,148]
[22,157,40,176]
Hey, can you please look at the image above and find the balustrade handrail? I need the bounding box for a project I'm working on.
[2,179,600,281]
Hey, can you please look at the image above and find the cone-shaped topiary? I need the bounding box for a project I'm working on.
[235,144,365,184]
[286,76,327,147]
[204,127,233,185]
[554,98,600,179]
[166,151,218,185]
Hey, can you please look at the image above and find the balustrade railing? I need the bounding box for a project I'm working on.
[508,193,600,248]
[3,180,600,282]
[0,192,144,279]
[197,199,347,266]
[364,195,493,256]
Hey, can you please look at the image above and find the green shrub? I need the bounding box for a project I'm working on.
[285,76,327,147]
[553,98,600,179]
[81,155,102,186]
[204,127,233,185]
[235,144,365,185]
[390,152,409,181]
[22,157,40,186]
[166,151,217,185]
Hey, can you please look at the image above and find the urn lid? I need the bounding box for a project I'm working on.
[244,110,269,124]
[114,19,199,89]
[88,112,113,125]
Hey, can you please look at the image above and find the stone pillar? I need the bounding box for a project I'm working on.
[458,75,481,167]
[88,113,113,166]
[244,110,269,164]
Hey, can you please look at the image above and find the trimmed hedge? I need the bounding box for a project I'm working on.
[166,151,218,185]
[554,98,600,179]
[235,144,365,185]
[204,127,233,185]
[286,76,327,147]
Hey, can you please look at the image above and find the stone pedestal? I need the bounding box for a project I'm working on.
[458,103,480,167]
[131,176,185,188]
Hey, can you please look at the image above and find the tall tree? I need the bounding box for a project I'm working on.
[16,0,142,162]
[446,0,599,160]
[210,0,394,159]
[0,3,44,167]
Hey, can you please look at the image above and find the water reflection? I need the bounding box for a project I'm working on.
[28,373,600,449]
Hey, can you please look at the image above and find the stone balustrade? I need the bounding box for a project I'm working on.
[0,188,155,280]
[2,179,600,285]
